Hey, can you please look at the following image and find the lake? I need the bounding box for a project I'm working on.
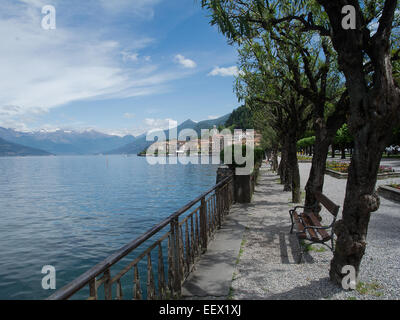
[0,155,219,299]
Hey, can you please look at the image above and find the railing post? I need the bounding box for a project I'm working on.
[230,178,234,205]
[104,269,112,300]
[89,278,97,300]
[217,187,222,229]
[222,186,225,214]
[200,196,208,252]
[224,184,228,212]
[170,217,182,298]
[228,180,231,205]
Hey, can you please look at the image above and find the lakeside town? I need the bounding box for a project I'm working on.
[140,126,263,156]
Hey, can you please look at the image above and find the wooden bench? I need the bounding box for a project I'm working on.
[289,191,340,263]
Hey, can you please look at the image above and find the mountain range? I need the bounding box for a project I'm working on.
[0,137,52,157]
[0,127,135,155]
[0,113,230,156]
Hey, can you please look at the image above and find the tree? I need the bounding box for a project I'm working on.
[388,125,400,146]
[235,41,312,203]
[309,0,400,284]
[334,124,353,159]
[275,36,348,209]
[297,136,316,155]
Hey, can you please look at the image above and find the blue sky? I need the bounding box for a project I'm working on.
[0,0,240,136]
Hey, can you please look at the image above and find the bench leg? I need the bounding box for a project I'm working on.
[289,211,294,234]
[297,238,304,264]
[297,247,304,264]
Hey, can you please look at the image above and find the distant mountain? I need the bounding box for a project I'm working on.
[0,127,135,155]
[106,113,231,155]
[0,137,51,157]
[192,114,231,135]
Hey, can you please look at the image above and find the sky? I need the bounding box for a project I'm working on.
[0,0,240,136]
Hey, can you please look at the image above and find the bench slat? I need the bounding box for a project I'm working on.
[302,215,320,242]
[290,192,337,254]
[294,211,320,242]
[314,191,340,216]
[307,213,331,242]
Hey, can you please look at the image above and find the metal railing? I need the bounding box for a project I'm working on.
[47,175,234,300]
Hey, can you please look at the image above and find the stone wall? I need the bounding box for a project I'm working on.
[216,162,261,204]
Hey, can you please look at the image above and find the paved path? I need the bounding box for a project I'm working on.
[183,162,400,300]
[181,200,249,299]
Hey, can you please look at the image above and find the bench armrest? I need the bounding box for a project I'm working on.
[303,225,330,232]
[303,216,337,232]
[290,203,319,214]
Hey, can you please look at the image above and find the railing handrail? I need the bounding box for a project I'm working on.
[46,175,233,300]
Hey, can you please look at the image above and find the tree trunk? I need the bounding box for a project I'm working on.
[341,148,346,159]
[331,146,335,158]
[287,136,301,203]
[329,132,383,284]
[278,138,290,189]
[327,40,400,285]
[284,163,292,192]
[304,138,330,208]
[280,138,292,192]
[304,99,346,210]
[272,148,279,172]
[278,150,285,184]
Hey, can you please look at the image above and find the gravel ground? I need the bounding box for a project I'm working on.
[231,162,400,300]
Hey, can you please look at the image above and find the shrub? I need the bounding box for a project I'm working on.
[254,147,265,164]
[220,145,264,169]
[297,136,316,149]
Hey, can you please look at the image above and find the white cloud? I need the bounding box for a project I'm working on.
[207,115,220,120]
[208,66,240,77]
[0,2,186,128]
[123,113,135,119]
[174,54,197,69]
[121,51,139,62]
[144,118,176,130]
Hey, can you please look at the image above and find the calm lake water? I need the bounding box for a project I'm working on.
[0,155,219,300]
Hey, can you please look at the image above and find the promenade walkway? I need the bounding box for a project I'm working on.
[181,194,249,299]
[183,162,400,300]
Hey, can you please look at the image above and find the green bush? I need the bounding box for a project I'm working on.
[297,136,316,149]
[220,145,264,168]
[254,147,265,164]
